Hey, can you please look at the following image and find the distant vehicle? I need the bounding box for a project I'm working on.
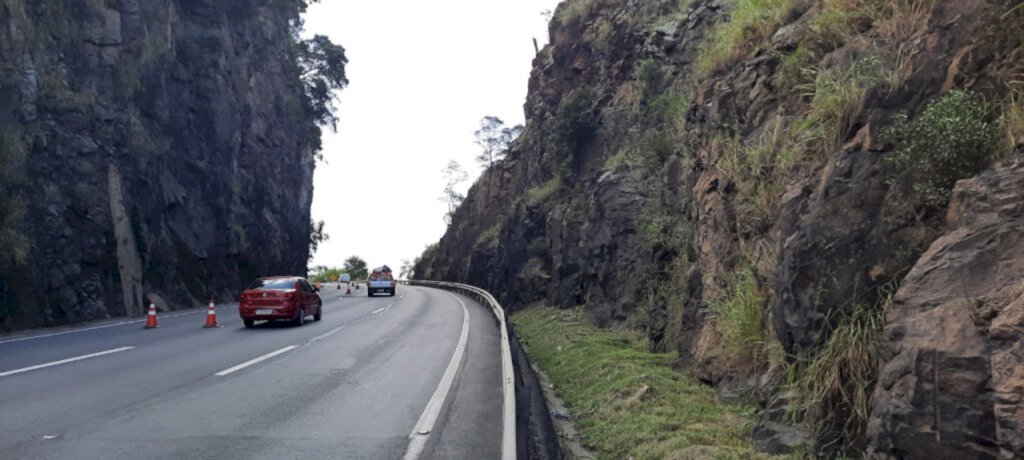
[367,265,396,297]
[239,276,322,328]
[340,273,351,283]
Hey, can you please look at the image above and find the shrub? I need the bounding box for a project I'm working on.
[648,91,688,126]
[552,88,599,157]
[0,195,29,266]
[884,90,1002,208]
[0,130,29,266]
[636,199,690,253]
[634,59,662,96]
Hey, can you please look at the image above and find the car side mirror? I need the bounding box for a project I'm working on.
[314,287,320,293]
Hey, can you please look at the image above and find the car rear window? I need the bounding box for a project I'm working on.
[369,273,393,281]
[248,278,295,290]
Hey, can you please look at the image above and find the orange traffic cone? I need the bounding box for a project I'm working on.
[144,303,159,329]
[203,299,220,328]
[346,286,351,295]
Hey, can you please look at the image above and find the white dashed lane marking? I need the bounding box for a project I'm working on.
[0,346,135,378]
[214,345,297,377]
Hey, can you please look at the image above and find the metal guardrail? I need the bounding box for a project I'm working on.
[405,280,517,460]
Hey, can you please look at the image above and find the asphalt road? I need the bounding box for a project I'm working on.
[0,285,503,459]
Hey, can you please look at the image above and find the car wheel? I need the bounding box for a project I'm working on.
[294,308,305,327]
[368,290,373,297]
[314,303,322,321]
[243,319,254,328]
[390,289,396,297]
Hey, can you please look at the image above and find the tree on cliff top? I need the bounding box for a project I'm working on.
[440,160,468,225]
[298,34,349,133]
[309,220,328,262]
[474,116,523,169]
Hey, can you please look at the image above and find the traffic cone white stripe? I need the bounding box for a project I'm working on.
[203,300,220,328]
[144,303,159,329]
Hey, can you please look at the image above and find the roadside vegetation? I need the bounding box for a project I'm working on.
[418,0,1024,454]
[0,129,28,267]
[693,0,1024,454]
[883,90,1004,208]
[309,255,368,282]
[512,305,790,460]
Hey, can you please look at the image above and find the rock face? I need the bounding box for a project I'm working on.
[0,0,317,328]
[868,159,1024,458]
[415,0,1024,455]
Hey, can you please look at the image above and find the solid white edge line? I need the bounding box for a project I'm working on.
[0,305,240,345]
[402,293,471,460]
[406,282,517,460]
[0,346,135,378]
[214,345,297,377]
[0,322,131,344]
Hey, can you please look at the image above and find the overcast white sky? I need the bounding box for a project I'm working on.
[304,0,563,272]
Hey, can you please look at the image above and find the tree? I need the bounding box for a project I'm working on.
[297,34,349,132]
[343,256,368,280]
[309,220,328,262]
[474,116,524,169]
[309,266,346,283]
[399,259,414,280]
[440,160,468,225]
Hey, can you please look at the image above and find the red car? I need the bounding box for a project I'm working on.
[239,276,322,328]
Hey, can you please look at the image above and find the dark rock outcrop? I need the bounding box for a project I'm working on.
[414,0,1024,455]
[868,158,1024,459]
[0,0,318,329]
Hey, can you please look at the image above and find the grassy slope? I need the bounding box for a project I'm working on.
[512,306,791,459]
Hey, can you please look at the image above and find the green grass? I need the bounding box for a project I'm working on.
[716,119,800,233]
[1003,93,1024,150]
[788,301,888,448]
[513,306,790,460]
[604,146,641,171]
[555,0,597,27]
[696,0,798,76]
[798,57,883,151]
[1006,1,1024,17]
[526,177,562,205]
[707,266,781,373]
[475,221,503,247]
[649,91,689,126]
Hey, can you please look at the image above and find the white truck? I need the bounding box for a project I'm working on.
[366,265,396,297]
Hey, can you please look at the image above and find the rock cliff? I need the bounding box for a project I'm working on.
[416,0,1024,456]
[0,0,322,328]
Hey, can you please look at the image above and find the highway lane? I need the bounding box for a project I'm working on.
[0,285,502,459]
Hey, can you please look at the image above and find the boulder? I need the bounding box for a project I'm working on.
[867,158,1024,458]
